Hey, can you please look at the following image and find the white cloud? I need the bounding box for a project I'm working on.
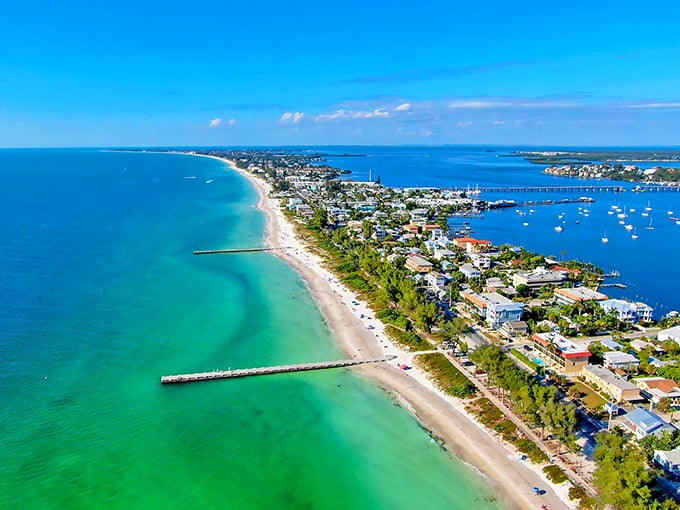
[395,103,411,111]
[456,121,473,128]
[280,112,305,123]
[228,118,237,125]
[424,130,433,137]
[208,118,223,128]
[492,120,505,125]
[624,102,680,109]
[314,108,390,122]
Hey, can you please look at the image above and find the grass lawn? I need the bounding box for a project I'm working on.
[572,381,607,410]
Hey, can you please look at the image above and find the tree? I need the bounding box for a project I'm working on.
[656,398,677,421]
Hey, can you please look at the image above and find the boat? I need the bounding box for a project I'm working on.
[624,224,634,231]
[645,200,652,211]
[629,208,636,213]
[601,231,609,243]
[617,206,627,219]
[669,206,675,215]
[554,226,563,232]
[641,211,649,217]
[645,218,654,230]
[631,228,638,240]
[618,219,625,225]
[608,210,614,215]
[522,222,529,226]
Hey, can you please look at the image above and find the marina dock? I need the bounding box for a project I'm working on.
[161,356,395,384]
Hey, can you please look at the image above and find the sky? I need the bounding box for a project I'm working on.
[1,1,679,147]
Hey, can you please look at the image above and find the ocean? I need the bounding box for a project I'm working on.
[0,149,500,509]
[320,145,680,318]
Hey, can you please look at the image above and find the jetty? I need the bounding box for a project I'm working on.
[193,247,288,255]
[161,356,395,384]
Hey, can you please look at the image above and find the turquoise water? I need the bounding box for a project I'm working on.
[0,150,500,509]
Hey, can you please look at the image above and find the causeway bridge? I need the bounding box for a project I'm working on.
[448,184,680,194]
[161,356,395,384]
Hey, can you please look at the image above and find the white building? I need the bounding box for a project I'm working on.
[459,263,481,279]
[659,325,680,345]
[602,351,639,370]
[461,291,524,329]
[600,299,654,323]
[554,287,608,305]
[470,253,491,269]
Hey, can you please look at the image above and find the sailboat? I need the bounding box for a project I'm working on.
[645,218,655,230]
[631,227,639,240]
[644,200,652,211]
[601,231,609,243]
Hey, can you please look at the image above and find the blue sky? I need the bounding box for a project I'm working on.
[1,1,679,147]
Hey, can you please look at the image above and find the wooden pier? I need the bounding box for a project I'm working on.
[160,356,395,384]
[449,184,680,194]
[193,247,288,255]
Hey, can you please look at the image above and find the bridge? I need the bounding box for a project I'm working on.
[448,184,680,194]
[160,356,395,384]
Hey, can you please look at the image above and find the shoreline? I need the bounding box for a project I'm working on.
[189,152,577,510]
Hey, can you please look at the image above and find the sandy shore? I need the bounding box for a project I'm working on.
[195,154,577,510]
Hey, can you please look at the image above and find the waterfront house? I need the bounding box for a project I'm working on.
[602,351,640,370]
[471,253,491,269]
[531,332,591,374]
[580,365,640,403]
[453,237,492,254]
[461,291,524,329]
[634,377,680,405]
[554,287,609,305]
[654,448,680,479]
[630,339,664,354]
[404,254,433,273]
[512,267,568,291]
[659,326,680,345]
[621,408,676,440]
[600,299,654,324]
[600,338,624,351]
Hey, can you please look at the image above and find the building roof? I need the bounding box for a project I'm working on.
[533,332,591,359]
[582,365,639,392]
[656,448,680,466]
[555,287,609,302]
[463,291,521,309]
[453,237,491,245]
[660,325,680,340]
[625,408,671,434]
[636,377,680,395]
[602,351,639,365]
[600,338,624,350]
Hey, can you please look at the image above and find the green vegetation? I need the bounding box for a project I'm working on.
[384,325,434,351]
[470,344,578,446]
[465,398,549,463]
[571,381,607,410]
[415,353,477,397]
[543,464,568,484]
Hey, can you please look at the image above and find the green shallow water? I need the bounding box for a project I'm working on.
[0,150,501,509]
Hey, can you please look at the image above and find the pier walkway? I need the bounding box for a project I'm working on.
[161,356,395,384]
[193,247,288,255]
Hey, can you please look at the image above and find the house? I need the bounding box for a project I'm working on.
[600,338,624,351]
[634,377,680,405]
[404,254,433,273]
[470,253,491,269]
[581,365,640,403]
[654,448,680,479]
[426,271,447,288]
[532,332,591,374]
[403,224,420,235]
[659,326,680,345]
[452,237,492,254]
[554,287,608,305]
[461,291,524,329]
[630,339,664,353]
[621,408,676,440]
[602,351,639,370]
[501,320,529,338]
[512,267,568,290]
[459,263,481,279]
[600,299,654,323]
[433,248,454,260]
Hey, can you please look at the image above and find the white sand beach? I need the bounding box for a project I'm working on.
[203,154,577,510]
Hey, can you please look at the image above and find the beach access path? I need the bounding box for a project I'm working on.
[195,153,578,510]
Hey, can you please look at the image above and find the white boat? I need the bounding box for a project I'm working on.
[624,224,634,231]
[645,201,652,211]
[554,226,563,232]
[618,219,625,225]
[631,228,638,240]
[601,231,609,243]
[608,210,614,215]
[629,208,636,213]
[641,211,649,217]
[645,218,654,230]
[617,206,627,219]
[523,222,529,226]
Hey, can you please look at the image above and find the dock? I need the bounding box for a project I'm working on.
[193,247,288,255]
[161,356,395,384]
